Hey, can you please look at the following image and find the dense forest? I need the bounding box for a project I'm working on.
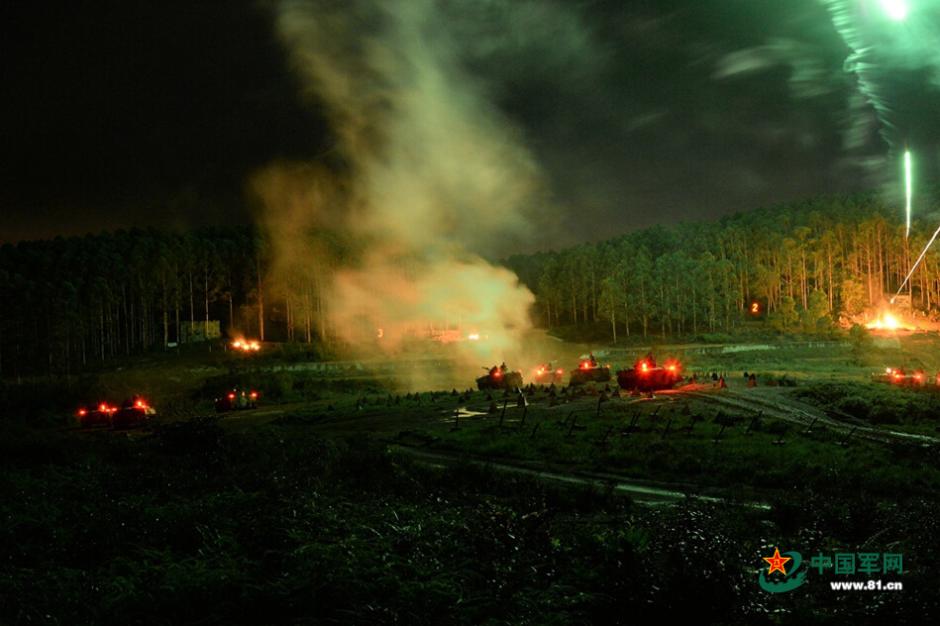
[1,192,937,377]
[506,192,940,340]
[0,228,262,379]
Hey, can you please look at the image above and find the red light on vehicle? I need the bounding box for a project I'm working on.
[667,364,676,372]
[580,361,589,369]
[249,391,258,399]
[228,393,235,400]
[556,368,563,375]
[78,408,87,416]
[493,371,502,378]
[640,361,648,372]
[99,403,107,412]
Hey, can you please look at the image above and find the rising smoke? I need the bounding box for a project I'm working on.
[253,0,545,367]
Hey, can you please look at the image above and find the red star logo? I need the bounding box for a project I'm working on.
[763,547,791,576]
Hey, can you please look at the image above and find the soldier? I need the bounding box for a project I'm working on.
[499,362,508,374]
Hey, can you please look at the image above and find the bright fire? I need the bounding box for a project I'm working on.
[231,339,261,352]
[865,312,912,331]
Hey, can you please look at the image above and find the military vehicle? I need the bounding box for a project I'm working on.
[568,355,611,385]
[532,364,564,384]
[617,354,683,392]
[476,365,524,391]
[111,396,157,429]
[77,402,116,428]
[215,388,259,412]
[874,367,927,387]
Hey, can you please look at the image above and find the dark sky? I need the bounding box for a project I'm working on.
[2,0,937,245]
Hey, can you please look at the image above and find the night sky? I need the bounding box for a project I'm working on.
[2,0,937,246]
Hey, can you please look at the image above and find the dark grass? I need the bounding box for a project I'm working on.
[2,416,939,624]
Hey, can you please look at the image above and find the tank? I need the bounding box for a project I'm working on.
[568,357,611,386]
[215,388,259,412]
[532,364,564,384]
[76,403,116,428]
[873,367,927,387]
[617,355,682,392]
[476,367,524,390]
[112,396,157,429]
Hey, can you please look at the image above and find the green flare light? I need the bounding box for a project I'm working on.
[905,150,912,238]
[880,0,910,21]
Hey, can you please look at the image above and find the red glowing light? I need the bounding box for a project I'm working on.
[78,409,87,416]
[228,393,235,400]
[640,361,648,372]
[556,368,563,375]
[249,391,258,399]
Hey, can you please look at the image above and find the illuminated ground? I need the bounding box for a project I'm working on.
[6,332,940,623]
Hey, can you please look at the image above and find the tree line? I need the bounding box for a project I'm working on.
[0,228,267,379]
[2,192,937,377]
[505,192,940,341]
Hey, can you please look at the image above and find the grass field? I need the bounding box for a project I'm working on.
[3,331,940,623]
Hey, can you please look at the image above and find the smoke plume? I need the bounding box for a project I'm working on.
[253,0,544,369]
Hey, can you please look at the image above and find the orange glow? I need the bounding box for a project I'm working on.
[493,371,502,378]
[231,338,261,352]
[556,368,563,375]
[640,361,648,372]
[78,408,87,416]
[667,364,676,372]
[228,393,236,400]
[249,391,258,399]
[751,302,760,314]
[866,311,913,332]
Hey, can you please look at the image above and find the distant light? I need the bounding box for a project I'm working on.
[467,333,480,341]
[880,0,909,21]
[904,150,912,238]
